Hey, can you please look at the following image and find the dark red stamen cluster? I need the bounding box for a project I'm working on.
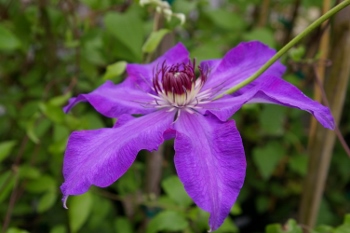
[153,60,206,95]
[163,65,194,94]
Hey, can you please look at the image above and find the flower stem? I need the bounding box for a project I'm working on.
[222,0,350,96]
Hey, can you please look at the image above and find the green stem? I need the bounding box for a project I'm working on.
[220,0,350,97]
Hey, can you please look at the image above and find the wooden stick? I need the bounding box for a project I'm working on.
[308,0,331,148]
[299,6,350,228]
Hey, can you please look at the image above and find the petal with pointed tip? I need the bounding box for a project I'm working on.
[202,75,334,129]
[200,41,285,96]
[173,112,246,231]
[63,79,154,118]
[245,76,335,129]
[60,110,174,201]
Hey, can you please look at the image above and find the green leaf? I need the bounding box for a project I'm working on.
[26,175,56,193]
[48,138,68,155]
[288,154,308,176]
[102,61,127,81]
[86,113,106,129]
[48,123,69,155]
[284,219,302,233]
[6,228,29,233]
[38,191,57,213]
[256,195,269,213]
[25,115,51,144]
[64,29,79,48]
[116,163,143,195]
[344,215,350,225]
[53,124,70,142]
[35,118,52,138]
[316,199,338,225]
[204,9,246,31]
[230,203,242,215]
[335,226,350,233]
[190,40,223,63]
[289,46,306,62]
[48,92,72,107]
[284,74,302,87]
[39,102,66,124]
[259,105,286,136]
[0,24,22,51]
[187,207,210,231]
[0,171,15,202]
[82,34,106,65]
[146,210,188,233]
[334,214,350,233]
[104,10,143,61]
[314,225,334,233]
[87,195,113,230]
[216,218,238,233]
[173,0,197,15]
[156,195,179,209]
[114,217,133,233]
[253,142,285,180]
[142,29,170,53]
[161,175,193,207]
[243,28,276,48]
[49,123,69,153]
[266,224,283,233]
[68,192,93,233]
[0,141,17,163]
[50,225,67,233]
[65,114,82,130]
[18,165,41,179]
[26,117,40,144]
[80,0,111,10]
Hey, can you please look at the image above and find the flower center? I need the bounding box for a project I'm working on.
[150,60,211,114]
[162,67,194,96]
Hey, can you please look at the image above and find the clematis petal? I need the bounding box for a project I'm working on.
[63,79,154,118]
[201,58,221,72]
[60,110,174,203]
[200,41,285,95]
[200,90,257,121]
[126,43,190,91]
[244,75,335,129]
[173,112,246,231]
[201,75,334,129]
[113,114,135,128]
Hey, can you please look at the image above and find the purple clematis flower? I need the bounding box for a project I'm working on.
[61,41,334,231]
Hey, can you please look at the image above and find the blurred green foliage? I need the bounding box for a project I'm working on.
[0,0,349,232]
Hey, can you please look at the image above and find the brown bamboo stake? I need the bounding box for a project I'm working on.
[308,0,331,148]
[299,6,350,228]
[283,0,301,45]
[258,0,271,27]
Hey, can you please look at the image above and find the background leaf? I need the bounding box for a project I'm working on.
[253,142,286,180]
[161,175,193,207]
[114,217,133,233]
[102,61,127,81]
[68,192,93,233]
[37,191,57,213]
[104,9,143,62]
[142,29,170,53]
[0,24,21,51]
[0,141,17,163]
[146,210,188,233]
[243,28,276,48]
[259,105,286,136]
